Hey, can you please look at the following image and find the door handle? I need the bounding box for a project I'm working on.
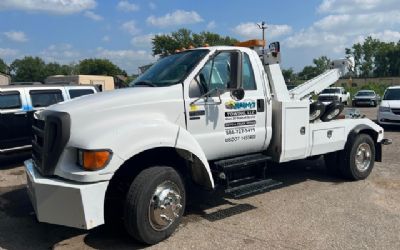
[257,99,265,112]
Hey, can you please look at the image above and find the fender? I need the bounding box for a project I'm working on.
[346,123,384,162]
[66,118,215,188]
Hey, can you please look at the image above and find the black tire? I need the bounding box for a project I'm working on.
[321,101,344,122]
[309,101,325,121]
[324,152,342,176]
[124,166,186,245]
[339,134,375,180]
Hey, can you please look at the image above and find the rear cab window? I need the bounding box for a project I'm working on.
[0,91,22,110]
[30,89,64,108]
[69,89,95,99]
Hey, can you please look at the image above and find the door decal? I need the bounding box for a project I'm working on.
[224,99,257,143]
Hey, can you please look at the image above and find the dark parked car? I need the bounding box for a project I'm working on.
[352,90,380,107]
[0,84,97,154]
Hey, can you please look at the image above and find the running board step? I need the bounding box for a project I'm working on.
[225,179,282,198]
[214,153,271,171]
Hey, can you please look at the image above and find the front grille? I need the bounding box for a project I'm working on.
[318,96,338,102]
[31,111,71,176]
[391,108,400,115]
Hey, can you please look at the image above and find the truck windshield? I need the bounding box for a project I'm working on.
[321,89,340,94]
[383,89,400,100]
[130,49,209,87]
[356,91,374,96]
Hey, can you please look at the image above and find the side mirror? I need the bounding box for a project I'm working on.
[231,88,245,101]
[227,51,242,90]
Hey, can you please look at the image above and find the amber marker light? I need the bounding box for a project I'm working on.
[78,149,112,171]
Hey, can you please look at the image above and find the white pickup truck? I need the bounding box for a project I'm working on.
[318,86,351,105]
[25,40,391,244]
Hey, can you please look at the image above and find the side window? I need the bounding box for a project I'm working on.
[69,89,94,99]
[0,91,22,109]
[200,52,232,91]
[30,89,64,108]
[242,53,257,90]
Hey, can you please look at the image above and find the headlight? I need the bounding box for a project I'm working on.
[379,106,391,112]
[78,149,112,171]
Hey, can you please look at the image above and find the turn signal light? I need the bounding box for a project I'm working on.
[78,149,111,171]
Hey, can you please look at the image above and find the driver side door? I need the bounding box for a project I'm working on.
[185,51,267,160]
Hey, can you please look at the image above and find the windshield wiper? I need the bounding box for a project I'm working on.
[133,80,157,87]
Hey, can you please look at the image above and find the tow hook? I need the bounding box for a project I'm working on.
[381,139,392,145]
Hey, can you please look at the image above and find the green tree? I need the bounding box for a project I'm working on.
[313,56,331,75]
[152,28,238,57]
[345,36,400,77]
[282,68,296,83]
[298,66,319,80]
[44,62,75,76]
[10,56,47,82]
[298,56,331,80]
[78,58,125,76]
[0,58,8,74]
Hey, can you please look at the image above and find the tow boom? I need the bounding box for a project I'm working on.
[288,57,355,100]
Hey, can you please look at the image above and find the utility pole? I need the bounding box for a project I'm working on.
[257,21,267,49]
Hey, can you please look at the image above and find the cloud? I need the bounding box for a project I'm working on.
[4,31,28,42]
[116,1,139,12]
[285,9,400,50]
[0,0,96,14]
[121,20,141,35]
[96,47,157,73]
[232,22,292,40]
[318,0,399,14]
[314,11,400,35]
[40,44,80,63]
[354,30,400,43]
[285,28,347,49]
[206,21,216,30]
[0,48,18,57]
[131,34,157,48]
[84,11,103,21]
[147,10,203,28]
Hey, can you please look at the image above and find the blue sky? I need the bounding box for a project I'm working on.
[1,0,400,74]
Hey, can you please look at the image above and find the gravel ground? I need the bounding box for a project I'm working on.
[0,107,399,250]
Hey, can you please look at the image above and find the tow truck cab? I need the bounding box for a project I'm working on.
[25,41,389,245]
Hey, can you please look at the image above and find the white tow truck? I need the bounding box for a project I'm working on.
[25,40,391,244]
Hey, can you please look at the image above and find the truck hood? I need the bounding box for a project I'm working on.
[43,84,186,145]
[381,100,400,108]
[49,85,183,115]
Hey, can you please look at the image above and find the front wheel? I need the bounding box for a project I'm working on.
[339,134,376,180]
[124,166,186,245]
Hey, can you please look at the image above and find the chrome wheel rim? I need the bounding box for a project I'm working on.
[355,143,372,172]
[310,110,321,120]
[148,181,182,231]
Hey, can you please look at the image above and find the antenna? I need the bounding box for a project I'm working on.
[257,21,267,49]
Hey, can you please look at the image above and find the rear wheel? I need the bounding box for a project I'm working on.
[339,134,375,180]
[124,166,186,244]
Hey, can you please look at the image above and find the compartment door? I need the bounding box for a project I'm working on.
[282,106,309,161]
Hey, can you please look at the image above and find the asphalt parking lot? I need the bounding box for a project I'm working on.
[0,107,399,250]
